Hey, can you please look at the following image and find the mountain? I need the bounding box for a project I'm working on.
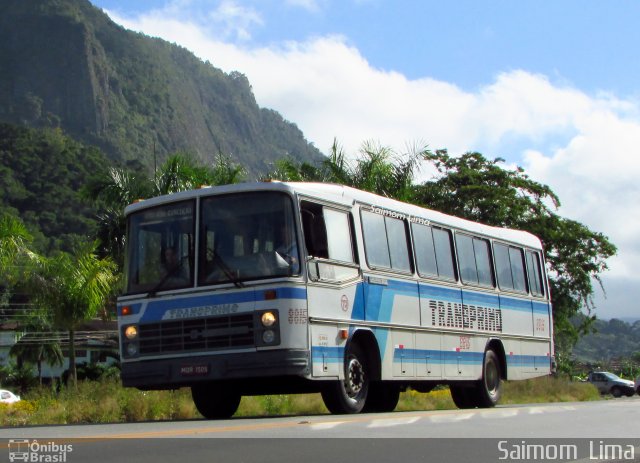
[0,123,108,253]
[0,0,323,174]
[572,316,640,363]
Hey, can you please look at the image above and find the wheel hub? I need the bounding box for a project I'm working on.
[345,358,365,397]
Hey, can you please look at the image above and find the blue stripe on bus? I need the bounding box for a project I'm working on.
[507,354,551,368]
[140,287,307,322]
[499,295,532,312]
[392,348,550,368]
[393,348,483,365]
[463,291,500,308]
[310,345,551,369]
[418,283,462,302]
[311,346,345,363]
[532,301,550,314]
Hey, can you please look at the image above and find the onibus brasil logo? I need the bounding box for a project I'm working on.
[8,439,73,462]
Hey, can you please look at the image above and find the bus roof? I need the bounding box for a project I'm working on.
[124,181,544,250]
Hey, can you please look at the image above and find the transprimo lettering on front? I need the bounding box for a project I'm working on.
[163,303,239,320]
[430,300,503,332]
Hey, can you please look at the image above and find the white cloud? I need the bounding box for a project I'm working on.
[285,0,322,13]
[209,1,263,41]
[103,10,640,299]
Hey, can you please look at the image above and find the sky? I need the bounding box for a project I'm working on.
[91,0,640,320]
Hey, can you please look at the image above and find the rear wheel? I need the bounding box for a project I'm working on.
[321,343,370,414]
[363,382,400,413]
[192,382,241,419]
[474,349,502,408]
[449,385,477,409]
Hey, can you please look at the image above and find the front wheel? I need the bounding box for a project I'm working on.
[610,386,622,398]
[363,382,400,413]
[321,343,370,414]
[192,382,241,419]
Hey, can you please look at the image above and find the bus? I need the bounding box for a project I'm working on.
[117,181,554,418]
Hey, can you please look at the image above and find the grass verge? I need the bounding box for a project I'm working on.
[0,376,601,426]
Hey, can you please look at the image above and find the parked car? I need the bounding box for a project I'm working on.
[585,371,635,397]
[0,390,20,404]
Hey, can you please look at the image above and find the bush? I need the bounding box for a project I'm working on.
[0,376,604,426]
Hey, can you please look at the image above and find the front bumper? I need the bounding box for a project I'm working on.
[121,349,310,389]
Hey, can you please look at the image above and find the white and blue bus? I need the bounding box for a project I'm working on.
[117,181,554,418]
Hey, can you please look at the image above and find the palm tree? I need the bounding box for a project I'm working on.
[9,323,64,385]
[29,242,116,388]
[0,214,39,285]
[269,138,430,201]
[85,153,245,266]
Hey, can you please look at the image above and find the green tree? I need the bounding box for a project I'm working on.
[29,242,117,387]
[85,153,245,267]
[0,213,39,285]
[270,138,428,201]
[9,323,64,385]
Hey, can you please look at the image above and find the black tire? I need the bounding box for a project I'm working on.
[321,343,370,414]
[449,385,477,409]
[610,386,622,398]
[192,382,241,419]
[474,349,502,408]
[363,382,400,413]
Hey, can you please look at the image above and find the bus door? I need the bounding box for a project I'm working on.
[301,201,362,378]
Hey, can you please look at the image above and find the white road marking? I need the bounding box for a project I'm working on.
[367,416,421,428]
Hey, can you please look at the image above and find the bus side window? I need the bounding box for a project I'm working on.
[495,243,527,293]
[361,210,411,273]
[301,202,355,263]
[526,250,545,297]
[301,202,328,259]
[412,223,456,281]
[455,233,494,288]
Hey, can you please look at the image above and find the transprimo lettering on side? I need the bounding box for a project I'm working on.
[163,304,239,320]
[430,300,503,332]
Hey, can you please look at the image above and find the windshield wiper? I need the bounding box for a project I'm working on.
[147,258,187,298]
[211,250,244,288]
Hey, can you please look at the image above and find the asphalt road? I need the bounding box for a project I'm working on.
[2,398,639,462]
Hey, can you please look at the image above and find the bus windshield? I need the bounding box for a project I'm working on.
[125,200,195,294]
[199,192,299,285]
[124,192,300,295]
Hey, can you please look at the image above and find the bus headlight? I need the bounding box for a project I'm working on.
[262,330,276,344]
[124,325,138,340]
[256,310,280,346]
[126,343,138,357]
[261,311,277,327]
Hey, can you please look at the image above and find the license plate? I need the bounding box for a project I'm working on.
[179,365,209,376]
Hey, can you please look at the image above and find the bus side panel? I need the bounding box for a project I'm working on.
[362,276,420,326]
[309,324,343,378]
[307,282,363,378]
[506,339,552,379]
[361,276,419,380]
[498,294,534,337]
[414,331,443,379]
[442,333,481,379]
[532,301,552,338]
